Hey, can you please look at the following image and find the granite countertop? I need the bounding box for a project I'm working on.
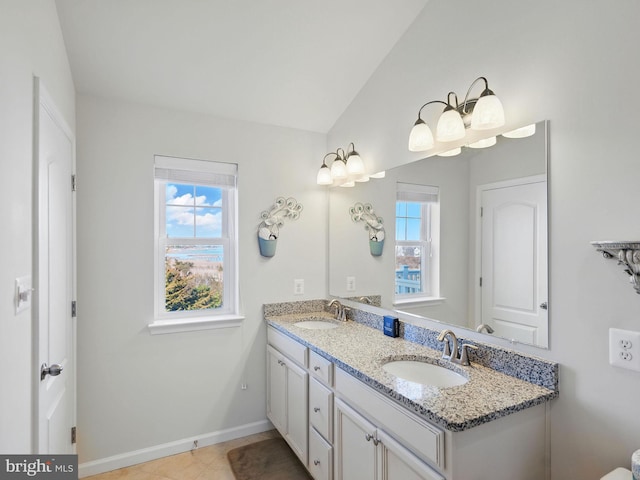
[265,311,557,432]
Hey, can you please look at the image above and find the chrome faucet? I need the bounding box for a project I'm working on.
[327,299,349,321]
[437,329,458,361]
[476,323,495,334]
[437,329,478,366]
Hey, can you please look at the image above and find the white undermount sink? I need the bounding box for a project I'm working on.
[382,360,468,388]
[294,319,339,330]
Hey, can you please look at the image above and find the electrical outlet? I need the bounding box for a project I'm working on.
[346,276,356,292]
[294,279,304,295]
[609,328,640,372]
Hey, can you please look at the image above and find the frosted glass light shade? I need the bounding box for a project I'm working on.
[471,94,505,130]
[436,109,466,142]
[346,153,365,176]
[370,171,386,179]
[355,174,370,183]
[408,120,434,152]
[503,123,536,138]
[330,159,347,180]
[316,165,332,185]
[339,180,355,188]
[468,136,497,149]
[437,147,461,157]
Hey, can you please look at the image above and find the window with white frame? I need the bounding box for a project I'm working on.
[395,182,440,303]
[151,155,240,333]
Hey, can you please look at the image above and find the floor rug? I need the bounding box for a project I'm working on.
[227,437,312,480]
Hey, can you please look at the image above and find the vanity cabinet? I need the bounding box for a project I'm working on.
[335,389,443,480]
[266,331,309,465]
[266,324,549,480]
[335,367,547,480]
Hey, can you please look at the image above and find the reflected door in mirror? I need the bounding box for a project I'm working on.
[479,178,548,345]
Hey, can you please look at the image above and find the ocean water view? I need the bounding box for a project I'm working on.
[166,245,224,263]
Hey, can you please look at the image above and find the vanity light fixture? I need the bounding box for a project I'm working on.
[503,123,536,139]
[408,76,505,153]
[468,136,497,149]
[316,143,372,186]
[437,147,462,157]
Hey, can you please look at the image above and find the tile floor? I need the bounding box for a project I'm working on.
[84,429,281,480]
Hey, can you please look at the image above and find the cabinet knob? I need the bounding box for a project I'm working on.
[365,433,373,442]
[314,407,320,413]
[313,366,321,371]
[314,460,320,466]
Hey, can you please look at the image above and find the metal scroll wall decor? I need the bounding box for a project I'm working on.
[257,197,303,257]
[349,202,385,256]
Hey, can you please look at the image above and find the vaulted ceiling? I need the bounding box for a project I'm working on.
[55,0,427,133]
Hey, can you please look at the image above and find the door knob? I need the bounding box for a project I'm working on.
[540,302,548,310]
[41,363,63,381]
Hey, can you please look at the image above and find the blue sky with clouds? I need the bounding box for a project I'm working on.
[165,183,223,238]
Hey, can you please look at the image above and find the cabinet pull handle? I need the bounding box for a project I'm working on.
[314,407,320,413]
[314,460,320,466]
[365,433,373,442]
[313,366,321,371]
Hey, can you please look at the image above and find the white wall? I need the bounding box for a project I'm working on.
[0,0,75,453]
[75,94,327,464]
[328,0,640,477]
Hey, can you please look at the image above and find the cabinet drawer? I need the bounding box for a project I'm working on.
[335,368,444,469]
[309,350,334,386]
[267,326,307,367]
[309,377,333,442]
[309,427,333,480]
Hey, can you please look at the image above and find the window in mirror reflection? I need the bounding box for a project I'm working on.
[395,183,440,304]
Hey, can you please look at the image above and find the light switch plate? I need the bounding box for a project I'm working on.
[294,279,304,295]
[15,275,33,314]
[346,276,356,292]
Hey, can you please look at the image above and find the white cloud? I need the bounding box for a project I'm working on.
[165,185,222,235]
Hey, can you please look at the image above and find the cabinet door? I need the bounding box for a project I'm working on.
[377,430,443,480]
[266,346,287,433]
[335,399,377,480]
[285,356,309,465]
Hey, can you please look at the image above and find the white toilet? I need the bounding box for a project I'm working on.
[601,467,632,479]
[601,449,640,479]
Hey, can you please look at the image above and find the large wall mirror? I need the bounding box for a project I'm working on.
[329,120,549,348]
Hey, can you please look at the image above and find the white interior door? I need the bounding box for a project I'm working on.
[34,78,76,454]
[480,178,547,346]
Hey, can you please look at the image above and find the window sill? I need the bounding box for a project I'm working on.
[393,296,445,307]
[148,314,245,335]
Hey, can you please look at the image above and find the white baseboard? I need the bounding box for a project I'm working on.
[78,419,273,478]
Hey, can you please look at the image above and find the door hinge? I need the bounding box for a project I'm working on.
[71,300,77,318]
[479,277,483,287]
[71,426,77,444]
[71,174,77,192]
